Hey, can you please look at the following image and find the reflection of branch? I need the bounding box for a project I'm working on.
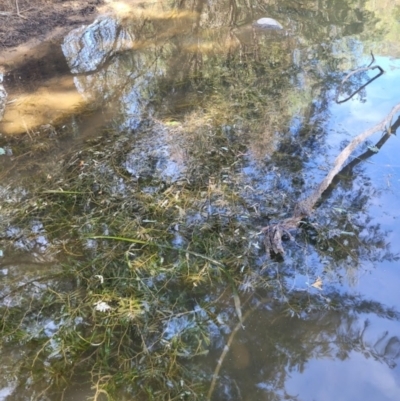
[336,53,384,104]
[263,102,400,258]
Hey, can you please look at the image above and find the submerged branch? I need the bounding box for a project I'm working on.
[263,102,400,257]
[207,295,256,401]
[320,115,400,202]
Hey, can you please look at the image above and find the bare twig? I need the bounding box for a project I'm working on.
[15,0,26,19]
[0,1,28,19]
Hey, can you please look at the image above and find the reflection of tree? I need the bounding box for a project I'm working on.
[149,0,398,294]
[209,290,400,401]
[1,1,399,401]
[150,0,383,165]
[69,2,400,400]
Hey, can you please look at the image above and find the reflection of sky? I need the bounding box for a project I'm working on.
[330,57,400,137]
[284,314,400,401]
[286,350,400,401]
[325,56,400,301]
[283,57,400,401]
[296,64,394,226]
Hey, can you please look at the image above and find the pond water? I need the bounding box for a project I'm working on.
[1,1,400,400]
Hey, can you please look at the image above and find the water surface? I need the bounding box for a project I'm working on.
[1,0,400,400]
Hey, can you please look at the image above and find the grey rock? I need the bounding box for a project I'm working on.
[62,17,135,74]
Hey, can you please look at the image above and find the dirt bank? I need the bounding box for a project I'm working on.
[0,0,106,66]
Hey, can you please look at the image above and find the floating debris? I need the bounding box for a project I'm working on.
[253,17,283,30]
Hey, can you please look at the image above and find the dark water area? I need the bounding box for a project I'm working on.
[1,1,400,400]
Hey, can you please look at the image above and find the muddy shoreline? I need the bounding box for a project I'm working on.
[0,0,110,71]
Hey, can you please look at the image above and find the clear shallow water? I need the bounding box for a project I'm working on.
[1,1,400,400]
[270,54,400,401]
[287,351,400,401]
[216,105,400,401]
[231,55,400,401]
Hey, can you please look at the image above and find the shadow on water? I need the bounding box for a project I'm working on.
[1,0,400,400]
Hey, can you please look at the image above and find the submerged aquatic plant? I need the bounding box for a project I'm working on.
[1,3,398,399]
[0,108,268,400]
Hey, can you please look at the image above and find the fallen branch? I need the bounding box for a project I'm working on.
[206,314,247,400]
[319,115,400,202]
[263,102,400,257]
